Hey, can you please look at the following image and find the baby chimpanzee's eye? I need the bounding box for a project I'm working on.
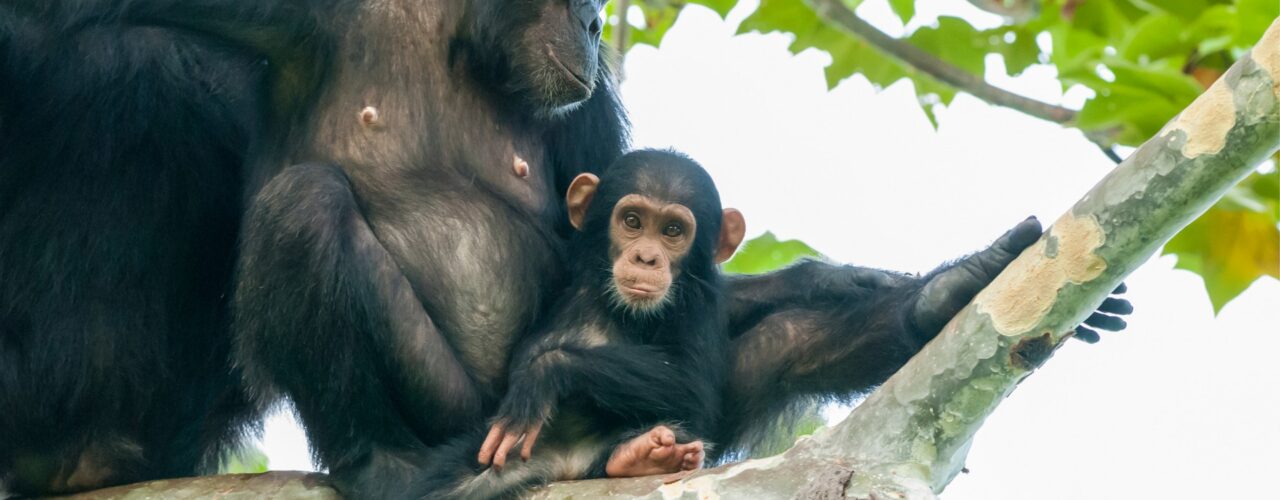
[663,223,683,238]
[624,213,642,229]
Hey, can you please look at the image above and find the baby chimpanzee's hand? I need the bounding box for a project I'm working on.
[478,418,544,470]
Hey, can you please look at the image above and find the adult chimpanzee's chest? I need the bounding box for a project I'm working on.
[306,112,563,391]
[277,12,573,390]
[363,166,563,390]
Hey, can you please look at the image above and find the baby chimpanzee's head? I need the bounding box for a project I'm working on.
[564,149,745,315]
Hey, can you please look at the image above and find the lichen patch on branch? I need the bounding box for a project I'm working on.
[658,455,785,500]
[1253,19,1280,97]
[974,213,1107,336]
[1161,80,1236,159]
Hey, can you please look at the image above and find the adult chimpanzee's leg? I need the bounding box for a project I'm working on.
[233,164,484,499]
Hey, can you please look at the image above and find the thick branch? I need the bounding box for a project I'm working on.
[805,0,1077,125]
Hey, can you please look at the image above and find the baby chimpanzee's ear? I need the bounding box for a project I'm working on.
[566,173,600,230]
[715,208,746,264]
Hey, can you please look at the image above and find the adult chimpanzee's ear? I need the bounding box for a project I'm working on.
[566,173,600,230]
[715,208,746,264]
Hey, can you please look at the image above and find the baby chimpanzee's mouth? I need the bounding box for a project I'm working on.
[616,279,666,303]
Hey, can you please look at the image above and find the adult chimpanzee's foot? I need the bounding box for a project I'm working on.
[605,425,704,478]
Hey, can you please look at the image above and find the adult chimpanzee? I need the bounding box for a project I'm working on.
[0,0,1131,498]
[420,150,744,498]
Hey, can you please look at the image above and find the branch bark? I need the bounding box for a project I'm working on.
[60,18,1280,500]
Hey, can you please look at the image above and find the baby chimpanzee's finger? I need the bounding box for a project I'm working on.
[478,423,506,466]
[520,423,543,461]
[493,431,522,470]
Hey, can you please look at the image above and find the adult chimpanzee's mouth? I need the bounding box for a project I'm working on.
[547,45,592,92]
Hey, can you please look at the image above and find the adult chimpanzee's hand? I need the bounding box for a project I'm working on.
[911,216,1133,342]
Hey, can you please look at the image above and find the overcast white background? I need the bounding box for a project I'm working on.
[260,2,1280,498]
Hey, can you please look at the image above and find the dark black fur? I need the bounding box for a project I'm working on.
[0,1,267,494]
[419,150,729,498]
[0,0,1129,497]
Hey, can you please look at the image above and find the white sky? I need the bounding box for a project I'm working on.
[261,2,1280,498]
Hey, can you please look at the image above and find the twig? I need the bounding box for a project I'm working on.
[804,0,1077,125]
[614,0,631,57]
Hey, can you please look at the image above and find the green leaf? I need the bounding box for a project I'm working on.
[987,26,1043,76]
[722,231,823,275]
[1143,0,1211,21]
[1163,202,1280,314]
[1236,0,1280,46]
[747,402,826,458]
[1070,0,1133,39]
[1118,13,1189,62]
[1185,5,1240,56]
[1077,59,1202,144]
[220,447,270,474]
[888,0,915,25]
[909,17,988,77]
[691,0,740,18]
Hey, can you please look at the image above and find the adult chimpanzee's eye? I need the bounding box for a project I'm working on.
[624,213,641,229]
[663,223,683,238]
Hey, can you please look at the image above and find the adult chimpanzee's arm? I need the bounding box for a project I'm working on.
[116,0,327,111]
[717,218,1130,455]
[234,164,483,498]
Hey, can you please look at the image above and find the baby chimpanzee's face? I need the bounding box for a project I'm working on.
[605,193,698,311]
[562,150,747,317]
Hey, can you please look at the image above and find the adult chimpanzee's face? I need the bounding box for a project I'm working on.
[513,0,605,112]
[606,194,697,311]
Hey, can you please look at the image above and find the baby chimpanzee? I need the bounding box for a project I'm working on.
[422,149,745,498]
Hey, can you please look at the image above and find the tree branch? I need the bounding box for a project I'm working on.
[613,0,631,57]
[59,18,1280,500]
[805,0,1077,125]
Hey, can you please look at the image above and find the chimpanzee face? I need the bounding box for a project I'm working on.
[605,193,698,312]
[563,152,746,317]
[515,0,605,112]
[459,0,607,116]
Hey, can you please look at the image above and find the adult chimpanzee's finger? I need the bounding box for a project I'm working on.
[478,423,506,465]
[992,216,1044,256]
[1074,326,1101,343]
[1112,282,1128,294]
[1098,297,1133,315]
[493,431,522,470]
[520,423,543,461]
[1084,312,1127,331]
[914,217,1046,335]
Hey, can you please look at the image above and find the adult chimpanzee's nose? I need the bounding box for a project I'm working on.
[574,0,604,36]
